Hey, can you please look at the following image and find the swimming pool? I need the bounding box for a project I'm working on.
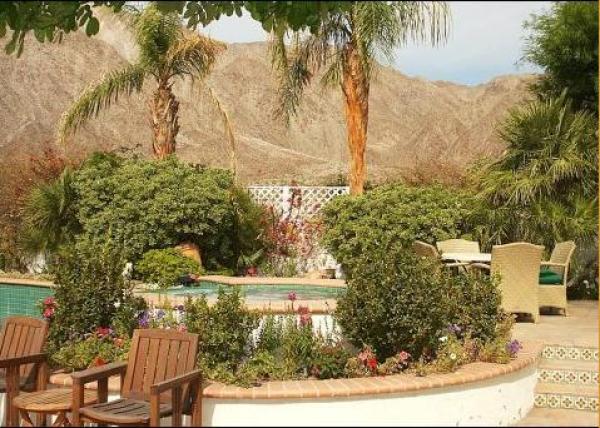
[145,281,345,301]
[0,282,53,320]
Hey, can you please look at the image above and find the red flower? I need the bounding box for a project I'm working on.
[367,357,378,371]
[43,296,55,306]
[43,307,54,319]
[92,357,107,367]
[96,327,111,337]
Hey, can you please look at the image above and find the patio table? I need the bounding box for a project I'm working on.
[441,252,491,263]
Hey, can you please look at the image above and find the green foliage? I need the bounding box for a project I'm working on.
[334,248,503,360]
[136,248,202,288]
[522,1,598,113]
[111,295,148,338]
[184,288,260,371]
[21,169,81,254]
[47,237,137,350]
[322,183,476,275]
[50,333,130,371]
[229,186,268,271]
[73,154,236,267]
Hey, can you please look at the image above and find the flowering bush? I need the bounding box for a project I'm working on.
[345,345,378,377]
[50,327,130,371]
[38,296,56,321]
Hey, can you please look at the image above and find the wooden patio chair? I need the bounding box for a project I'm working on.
[71,328,202,427]
[0,316,49,426]
[539,241,576,315]
[436,238,480,254]
[471,242,544,322]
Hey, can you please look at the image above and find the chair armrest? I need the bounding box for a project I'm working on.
[541,261,566,268]
[71,361,128,385]
[443,262,470,268]
[0,352,46,368]
[470,263,491,271]
[150,369,202,395]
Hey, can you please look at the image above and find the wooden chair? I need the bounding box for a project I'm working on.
[472,243,544,323]
[71,328,202,427]
[436,238,480,254]
[539,241,576,315]
[0,316,49,426]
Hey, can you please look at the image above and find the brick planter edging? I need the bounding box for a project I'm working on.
[49,341,543,400]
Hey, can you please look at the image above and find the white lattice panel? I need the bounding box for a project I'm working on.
[247,185,349,218]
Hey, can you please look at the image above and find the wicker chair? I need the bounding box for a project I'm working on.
[412,241,468,271]
[538,241,576,315]
[472,243,544,322]
[436,239,480,254]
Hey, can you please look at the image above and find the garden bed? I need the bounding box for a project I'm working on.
[48,341,542,426]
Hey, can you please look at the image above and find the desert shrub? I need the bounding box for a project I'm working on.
[46,237,139,351]
[184,289,261,371]
[136,248,202,288]
[322,183,477,275]
[73,154,241,269]
[334,248,503,360]
[50,329,130,371]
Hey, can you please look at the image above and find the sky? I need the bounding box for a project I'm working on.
[201,1,552,86]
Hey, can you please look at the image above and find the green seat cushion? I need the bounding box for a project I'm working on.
[539,268,563,285]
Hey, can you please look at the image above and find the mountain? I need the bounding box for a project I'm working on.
[0,11,536,185]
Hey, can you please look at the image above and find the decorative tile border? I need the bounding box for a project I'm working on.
[535,393,598,412]
[538,368,598,385]
[542,345,599,362]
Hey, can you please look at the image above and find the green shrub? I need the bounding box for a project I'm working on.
[47,237,139,351]
[321,183,476,275]
[334,248,503,360]
[136,248,202,288]
[73,153,249,269]
[184,289,260,371]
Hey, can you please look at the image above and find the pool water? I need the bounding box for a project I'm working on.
[0,283,53,320]
[147,281,345,301]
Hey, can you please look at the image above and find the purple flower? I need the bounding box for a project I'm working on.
[506,339,522,357]
[176,305,185,312]
[156,309,165,320]
[138,311,150,328]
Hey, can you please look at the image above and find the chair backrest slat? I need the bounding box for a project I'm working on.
[0,316,48,381]
[121,329,199,403]
[437,239,480,254]
[491,242,544,320]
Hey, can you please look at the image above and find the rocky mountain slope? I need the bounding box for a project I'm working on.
[0,12,536,184]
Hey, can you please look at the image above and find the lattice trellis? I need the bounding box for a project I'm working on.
[247,185,349,218]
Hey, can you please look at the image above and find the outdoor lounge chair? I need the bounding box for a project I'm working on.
[71,328,202,427]
[0,316,49,426]
[472,242,544,323]
[436,238,480,254]
[539,241,576,315]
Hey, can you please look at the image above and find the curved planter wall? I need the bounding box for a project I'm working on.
[45,342,542,427]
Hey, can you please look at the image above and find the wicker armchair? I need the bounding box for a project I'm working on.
[473,243,544,322]
[412,241,469,271]
[538,241,576,315]
[436,239,480,254]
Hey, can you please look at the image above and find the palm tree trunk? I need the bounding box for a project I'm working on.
[341,45,369,195]
[149,80,180,159]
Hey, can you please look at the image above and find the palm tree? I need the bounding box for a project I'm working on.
[271,2,450,194]
[58,4,225,159]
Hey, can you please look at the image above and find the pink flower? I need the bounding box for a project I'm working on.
[43,307,54,319]
[96,327,111,337]
[287,292,297,302]
[43,296,55,306]
[177,324,188,333]
[398,351,411,361]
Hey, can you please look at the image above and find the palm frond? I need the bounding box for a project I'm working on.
[165,32,226,80]
[205,85,238,181]
[57,64,146,143]
[133,4,182,71]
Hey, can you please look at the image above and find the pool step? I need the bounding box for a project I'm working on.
[541,345,598,362]
[538,359,598,385]
[534,383,598,412]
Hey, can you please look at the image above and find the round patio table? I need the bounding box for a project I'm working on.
[441,252,492,264]
[13,388,97,427]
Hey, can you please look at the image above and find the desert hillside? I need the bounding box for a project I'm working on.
[0,12,536,184]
